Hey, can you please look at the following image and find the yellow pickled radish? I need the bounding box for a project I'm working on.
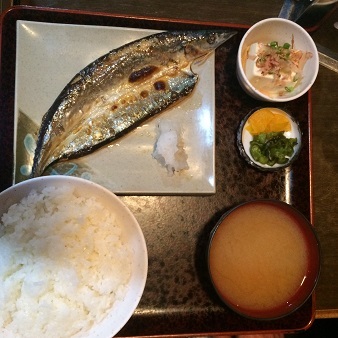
[246,108,291,135]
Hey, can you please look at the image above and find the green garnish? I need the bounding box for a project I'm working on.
[269,41,278,48]
[285,86,294,92]
[249,132,298,166]
[266,41,291,60]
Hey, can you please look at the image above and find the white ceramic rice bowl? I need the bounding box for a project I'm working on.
[0,176,148,338]
[236,18,319,102]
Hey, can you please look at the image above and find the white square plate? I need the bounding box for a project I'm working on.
[15,21,216,194]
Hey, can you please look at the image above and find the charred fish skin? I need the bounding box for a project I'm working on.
[30,30,236,177]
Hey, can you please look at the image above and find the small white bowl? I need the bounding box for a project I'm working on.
[0,176,148,338]
[236,18,319,102]
[237,107,302,171]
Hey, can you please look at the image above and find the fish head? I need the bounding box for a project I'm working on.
[180,30,237,63]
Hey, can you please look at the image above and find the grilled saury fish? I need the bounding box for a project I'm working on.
[30,30,236,177]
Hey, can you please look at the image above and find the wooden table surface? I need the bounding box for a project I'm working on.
[3,0,338,322]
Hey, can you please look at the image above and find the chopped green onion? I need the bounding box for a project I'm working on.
[285,86,294,92]
[283,43,291,49]
[269,41,278,48]
[249,132,298,167]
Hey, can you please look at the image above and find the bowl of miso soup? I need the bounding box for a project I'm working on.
[208,199,320,320]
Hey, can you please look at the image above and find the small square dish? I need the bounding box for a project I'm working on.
[14,21,216,194]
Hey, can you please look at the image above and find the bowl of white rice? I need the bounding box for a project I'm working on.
[0,176,148,338]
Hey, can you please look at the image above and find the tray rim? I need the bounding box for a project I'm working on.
[0,5,315,336]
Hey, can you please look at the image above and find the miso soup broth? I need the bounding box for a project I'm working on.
[208,200,320,320]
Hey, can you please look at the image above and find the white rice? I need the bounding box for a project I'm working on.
[0,185,132,338]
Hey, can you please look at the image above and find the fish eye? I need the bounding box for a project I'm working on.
[207,34,216,45]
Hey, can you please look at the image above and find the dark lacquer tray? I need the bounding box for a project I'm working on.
[0,6,314,336]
